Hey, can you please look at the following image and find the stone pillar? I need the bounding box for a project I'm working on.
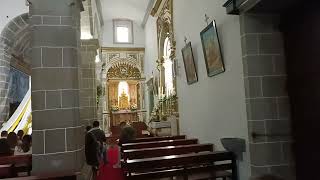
[79,40,98,126]
[30,0,83,174]
[240,14,294,179]
[0,52,10,123]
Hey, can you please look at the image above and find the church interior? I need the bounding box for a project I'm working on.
[0,0,319,179]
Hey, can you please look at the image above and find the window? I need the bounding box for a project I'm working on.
[163,37,174,96]
[116,26,129,43]
[113,19,133,44]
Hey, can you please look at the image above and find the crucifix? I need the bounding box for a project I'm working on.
[184,36,188,45]
[205,14,210,25]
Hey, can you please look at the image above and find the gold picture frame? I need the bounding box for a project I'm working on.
[200,21,225,77]
[181,42,198,85]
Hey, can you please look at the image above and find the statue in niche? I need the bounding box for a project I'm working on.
[118,90,129,110]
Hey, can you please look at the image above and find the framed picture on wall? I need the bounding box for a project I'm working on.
[200,20,225,77]
[181,42,198,85]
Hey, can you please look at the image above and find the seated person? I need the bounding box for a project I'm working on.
[17,130,24,145]
[15,135,32,155]
[118,123,136,145]
[7,132,18,152]
[0,138,12,156]
[0,131,8,139]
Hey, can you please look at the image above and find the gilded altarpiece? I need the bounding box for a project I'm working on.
[101,48,146,128]
[148,0,179,135]
[151,0,179,118]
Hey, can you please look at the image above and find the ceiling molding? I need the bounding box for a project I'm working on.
[102,47,145,52]
[141,0,156,28]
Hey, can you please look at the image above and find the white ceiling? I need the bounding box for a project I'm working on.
[100,0,150,25]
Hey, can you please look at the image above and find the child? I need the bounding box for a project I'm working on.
[97,139,124,180]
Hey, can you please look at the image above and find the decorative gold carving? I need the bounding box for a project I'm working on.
[128,54,138,60]
[119,90,129,110]
[154,0,178,120]
[109,53,120,60]
[107,63,141,79]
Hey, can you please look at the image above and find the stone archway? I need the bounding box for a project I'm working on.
[0,13,30,123]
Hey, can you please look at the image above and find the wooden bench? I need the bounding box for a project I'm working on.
[0,155,32,178]
[4,172,80,180]
[128,135,186,143]
[123,143,213,160]
[108,135,186,145]
[123,151,237,180]
[121,139,198,151]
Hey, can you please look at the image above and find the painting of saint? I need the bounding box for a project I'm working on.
[181,42,198,84]
[200,20,225,77]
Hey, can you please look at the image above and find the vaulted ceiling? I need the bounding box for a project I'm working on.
[100,0,150,25]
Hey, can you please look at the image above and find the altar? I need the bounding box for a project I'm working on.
[111,110,138,127]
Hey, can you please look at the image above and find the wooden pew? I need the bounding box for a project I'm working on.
[131,122,148,137]
[121,139,198,151]
[108,135,186,145]
[0,155,32,178]
[128,135,186,143]
[123,151,237,180]
[4,172,80,180]
[123,143,213,160]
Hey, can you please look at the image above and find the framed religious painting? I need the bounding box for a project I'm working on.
[181,42,198,85]
[200,20,225,77]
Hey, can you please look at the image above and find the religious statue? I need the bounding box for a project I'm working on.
[118,90,129,110]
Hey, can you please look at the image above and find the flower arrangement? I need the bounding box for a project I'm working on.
[130,104,137,111]
[111,105,119,112]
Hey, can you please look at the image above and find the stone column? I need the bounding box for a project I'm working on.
[240,14,294,179]
[0,52,10,123]
[79,40,98,126]
[30,0,83,174]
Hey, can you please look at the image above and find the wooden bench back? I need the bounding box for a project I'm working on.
[0,155,32,178]
[123,143,213,160]
[124,151,233,171]
[121,139,198,150]
[123,151,237,180]
[128,135,186,143]
[0,155,32,165]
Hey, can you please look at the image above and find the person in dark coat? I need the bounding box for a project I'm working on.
[85,121,106,179]
[0,138,12,156]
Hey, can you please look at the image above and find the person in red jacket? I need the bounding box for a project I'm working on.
[97,139,124,180]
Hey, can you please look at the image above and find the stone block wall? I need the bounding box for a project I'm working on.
[79,39,98,126]
[30,0,84,174]
[240,14,295,179]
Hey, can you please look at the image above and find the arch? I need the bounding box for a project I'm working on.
[105,56,142,73]
[107,63,141,79]
[0,13,31,122]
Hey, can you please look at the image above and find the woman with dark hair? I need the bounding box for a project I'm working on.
[1,131,8,138]
[15,135,32,155]
[7,132,17,151]
[17,130,24,146]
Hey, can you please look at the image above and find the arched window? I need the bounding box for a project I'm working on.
[163,37,174,96]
